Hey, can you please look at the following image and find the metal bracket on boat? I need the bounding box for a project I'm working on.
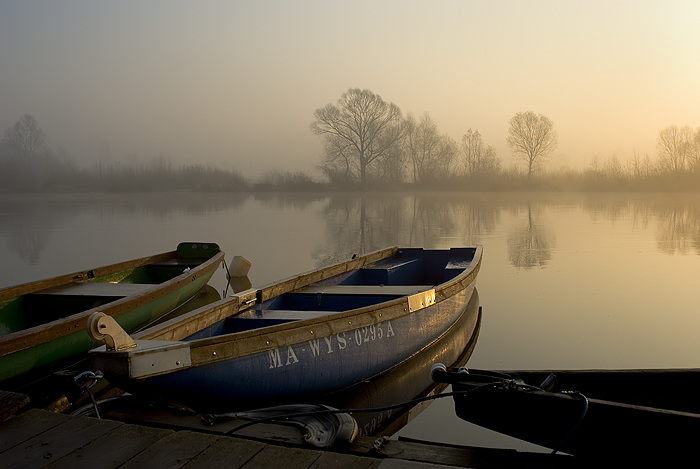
[87,312,137,351]
[408,289,436,312]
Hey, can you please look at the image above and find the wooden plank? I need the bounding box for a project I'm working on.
[45,421,173,469]
[240,445,322,469]
[310,452,381,469]
[181,437,266,469]
[251,310,337,320]
[136,295,248,341]
[151,259,203,267]
[0,414,121,469]
[121,430,217,468]
[296,285,433,296]
[0,251,175,301]
[0,391,30,422]
[35,282,155,297]
[365,437,579,469]
[376,460,458,469]
[0,409,68,453]
[258,247,398,303]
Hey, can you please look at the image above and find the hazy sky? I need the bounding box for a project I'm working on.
[1,1,698,177]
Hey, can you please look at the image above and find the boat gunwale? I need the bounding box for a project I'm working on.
[137,246,401,342]
[153,246,482,368]
[0,251,177,302]
[0,249,225,357]
[454,381,700,419]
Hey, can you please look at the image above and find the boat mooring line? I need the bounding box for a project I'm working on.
[203,384,503,434]
[548,391,589,457]
[199,377,589,466]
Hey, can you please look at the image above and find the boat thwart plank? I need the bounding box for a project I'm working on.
[296,285,434,296]
[33,282,156,297]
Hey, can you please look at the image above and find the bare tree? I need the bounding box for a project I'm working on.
[461,128,501,177]
[316,134,356,184]
[1,114,45,160]
[311,89,403,186]
[373,133,407,184]
[657,125,695,173]
[506,111,558,178]
[404,112,457,183]
[630,150,656,179]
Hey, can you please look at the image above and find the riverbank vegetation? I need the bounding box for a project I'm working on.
[2,109,699,193]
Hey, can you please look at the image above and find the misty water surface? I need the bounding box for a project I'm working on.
[2,191,700,451]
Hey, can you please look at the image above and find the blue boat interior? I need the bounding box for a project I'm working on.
[184,248,476,341]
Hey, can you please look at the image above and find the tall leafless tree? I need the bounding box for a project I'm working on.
[1,114,45,160]
[311,89,403,186]
[461,128,501,177]
[656,125,695,173]
[404,112,457,183]
[506,111,558,178]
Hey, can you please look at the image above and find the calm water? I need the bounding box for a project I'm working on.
[2,191,700,451]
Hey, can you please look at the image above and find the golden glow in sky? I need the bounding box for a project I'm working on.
[1,1,698,176]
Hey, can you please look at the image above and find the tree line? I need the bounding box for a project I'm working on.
[2,96,699,192]
[311,89,558,185]
[311,88,700,189]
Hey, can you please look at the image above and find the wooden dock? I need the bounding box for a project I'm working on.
[0,391,582,469]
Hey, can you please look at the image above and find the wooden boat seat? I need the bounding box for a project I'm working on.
[148,259,202,267]
[34,282,155,297]
[255,310,339,321]
[359,257,423,284]
[296,285,433,296]
[445,258,471,280]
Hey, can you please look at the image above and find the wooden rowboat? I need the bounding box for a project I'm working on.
[432,367,700,463]
[89,246,482,412]
[0,242,225,386]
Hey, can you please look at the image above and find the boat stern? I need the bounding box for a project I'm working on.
[89,339,191,379]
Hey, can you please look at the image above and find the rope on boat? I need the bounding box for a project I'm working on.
[221,258,233,298]
[203,384,504,434]
[549,391,589,456]
[74,370,104,419]
[203,371,590,465]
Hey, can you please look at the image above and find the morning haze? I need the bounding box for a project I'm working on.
[1,1,698,183]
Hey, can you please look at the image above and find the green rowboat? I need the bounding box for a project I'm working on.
[0,242,225,386]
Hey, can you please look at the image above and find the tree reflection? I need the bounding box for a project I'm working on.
[315,194,499,267]
[507,204,554,269]
[0,193,251,267]
[1,197,56,265]
[657,207,700,254]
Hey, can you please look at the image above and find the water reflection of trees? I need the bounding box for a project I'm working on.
[656,206,700,254]
[0,196,65,265]
[314,194,500,266]
[0,193,251,266]
[507,204,555,269]
[579,194,700,255]
[251,193,328,211]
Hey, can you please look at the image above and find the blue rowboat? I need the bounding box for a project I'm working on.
[89,246,482,411]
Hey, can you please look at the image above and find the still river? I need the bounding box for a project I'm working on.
[2,191,700,452]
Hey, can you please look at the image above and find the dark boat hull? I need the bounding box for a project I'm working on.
[438,369,700,462]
